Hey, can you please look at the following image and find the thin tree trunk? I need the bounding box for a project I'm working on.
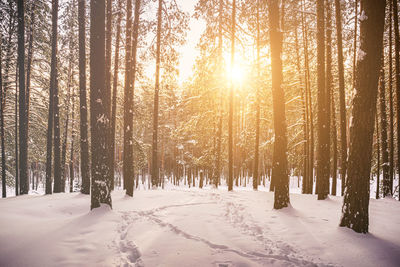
[389,0,394,196]
[253,0,261,191]
[301,0,313,194]
[376,112,380,199]
[331,76,338,196]
[151,0,162,187]
[105,0,113,189]
[90,0,112,209]
[124,0,141,196]
[316,0,329,200]
[340,0,385,233]
[111,0,122,191]
[334,0,347,196]
[325,0,332,196]
[79,0,90,194]
[69,89,76,193]
[269,0,290,209]
[379,55,390,197]
[0,34,5,198]
[15,59,19,196]
[393,0,400,200]
[52,0,62,193]
[295,17,308,196]
[228,0,236,192]
[18,0,28,195]
[215,0,223,188]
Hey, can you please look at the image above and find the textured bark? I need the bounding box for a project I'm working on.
[151,0,162,187]
[325,0,333,195]
[376,113,380,199]
[18,0,28,195]
[90,0,112,209]
[215,0,223,188]
[61,25,74,191]
[340,0,385,233]
[316,0,329,200]
[111,0,122,190]
[253,0,261,191]
[69,86,76,193]
[378,58,390,197]
[0,34,5,198]
[301,0,312,194]
[388,0,394,196]
[52,0,62,194]
[105,0,113,190]
[268,0,290,209]
[334,0,347,196]
[15,60,19,196]
[295,18,308,196]
[228,0,236,192]
[78,0,90,194]
[124,0,141,196]
[393,0,400,200]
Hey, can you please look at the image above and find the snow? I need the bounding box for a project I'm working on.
[1,180,400,267]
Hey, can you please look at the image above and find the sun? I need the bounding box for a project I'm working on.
[227,64,246,84]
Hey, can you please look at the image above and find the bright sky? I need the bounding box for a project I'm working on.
[175,0,206,83]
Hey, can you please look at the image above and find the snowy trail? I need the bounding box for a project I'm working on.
[1,187,400,267]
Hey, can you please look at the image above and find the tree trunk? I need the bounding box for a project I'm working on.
[90,0,112,209]
[340,0,385,233]
[378,56,390,197]
[301,0,313,194]
[295,15,308,196]
[268,0,290,209]
[215,0,223,188]
[18,0,28,195]
[376,113,380,199]
[111,0,122,191]
[0,34,5,198]
[15,58,19,196]
[334,0,347,196]
[325,0,333,196]
[151,0,162,187]
[79,0,90,195]
[124,0,141,196]
[316,0,329,200]
[49,0,62,194]
[388,0,395,196]
[253,0,261,191]
[393,0,400,200]
[105,0,113,189]
[331,76,338,196]
[228,0,236,192]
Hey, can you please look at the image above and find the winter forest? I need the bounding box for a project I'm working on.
[0,0,399,266]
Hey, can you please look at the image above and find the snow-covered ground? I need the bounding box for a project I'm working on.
[1,183,399,267]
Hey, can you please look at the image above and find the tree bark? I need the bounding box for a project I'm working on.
[111,0,122,190]
[334,0,347,196]
[268,0,290,209]
[151,0,162,187]
[378,56,390,197]
[79,0,90,194]
[393,0,400,200]
[253,0,261,191]
[124,0,141,196]
[18,0,28,195]
[388,0,395,196]
[105,0,113,190]
[340,0,385,233]
[228,0,236,192]
[52,0,62,193]
[0,33,5,198]
[90,0,112,209]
